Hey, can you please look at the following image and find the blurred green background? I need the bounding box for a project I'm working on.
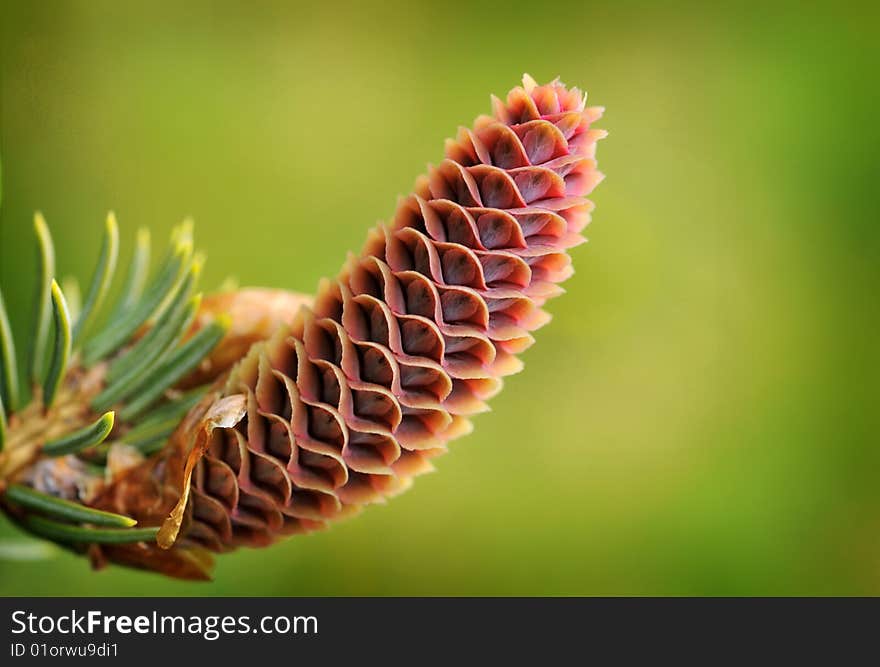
[0,0,877,595]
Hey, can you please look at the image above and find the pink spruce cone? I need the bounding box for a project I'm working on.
[91,75,605,575]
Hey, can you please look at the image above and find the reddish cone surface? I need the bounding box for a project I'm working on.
[93,76,606,577]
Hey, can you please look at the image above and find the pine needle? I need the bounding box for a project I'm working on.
[0,286,19,414]
[28,213,55,386]
[4,484,136,527]
[23,515,157,544]
[72,212,119,345]
[60,276,82,324]
[42,411,115,457]
[42,281,71,411]
[106,227,151,324]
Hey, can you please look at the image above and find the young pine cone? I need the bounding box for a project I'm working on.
[2,76,605,579]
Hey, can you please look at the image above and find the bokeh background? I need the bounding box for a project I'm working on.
[0,1,877,595]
